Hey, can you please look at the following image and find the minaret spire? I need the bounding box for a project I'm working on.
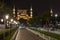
[30,5,33,18]
[13,5,15,17]
[50,9,53,16]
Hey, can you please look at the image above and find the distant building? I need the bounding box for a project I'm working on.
[16,6,33,20]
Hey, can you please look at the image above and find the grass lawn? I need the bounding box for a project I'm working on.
[5,29,16,40]
[4,28,17,40]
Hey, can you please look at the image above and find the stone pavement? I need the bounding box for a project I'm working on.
[15,29,45,40]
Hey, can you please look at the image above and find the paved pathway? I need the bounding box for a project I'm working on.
[15,29,45,40]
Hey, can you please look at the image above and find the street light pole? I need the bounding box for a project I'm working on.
[55,14,58,18]
[5,15,9,28]
[55,14,58,24]
[3,14,9,40]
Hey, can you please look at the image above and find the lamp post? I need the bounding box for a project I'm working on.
[1,19,4,23]
[55,14,58,24]
[5,15,9,19]
[5,15,12,39]
[10,19,13,28]
[11,19,13,22]
[3,15,9,40]
[55,14,58,17]
[5,15,9,28]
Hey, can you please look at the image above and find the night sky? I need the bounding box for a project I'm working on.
[1,0,60,16]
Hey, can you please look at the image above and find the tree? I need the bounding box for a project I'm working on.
[28,10,51,27]
[0,1,13,19]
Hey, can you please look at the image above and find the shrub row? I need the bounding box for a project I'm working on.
[30,28,60,40]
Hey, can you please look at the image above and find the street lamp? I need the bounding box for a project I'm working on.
[5,15,9,19]
[5,14,9,29]
[55,14,58,25]
[55,13,58,17]
[1,19,4,22]
[13,20,18,24]
[11,19,13,22]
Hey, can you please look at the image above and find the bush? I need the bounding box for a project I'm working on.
[30,28,60,40]
[0,28,17,40]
